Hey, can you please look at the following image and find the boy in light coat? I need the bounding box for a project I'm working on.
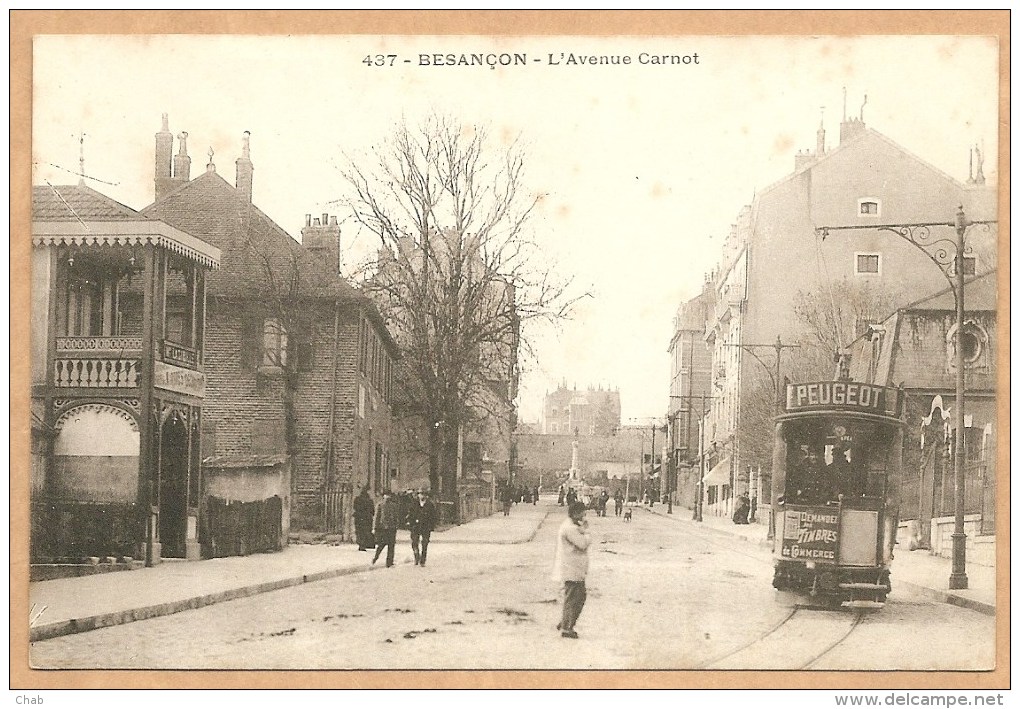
[554,501,592,639]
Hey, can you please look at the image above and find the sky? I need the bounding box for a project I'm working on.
[31,34,999,425]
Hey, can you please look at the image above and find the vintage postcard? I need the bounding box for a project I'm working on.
[11,10,1009,696]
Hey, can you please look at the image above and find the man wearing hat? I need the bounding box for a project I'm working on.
[406,488,438,566]
[554,501,592,639]
[372,490,402,567]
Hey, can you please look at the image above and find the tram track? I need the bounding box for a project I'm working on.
[698,604,871,670]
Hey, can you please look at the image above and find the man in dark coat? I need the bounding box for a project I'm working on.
[353,486,375,551]
[372,490,401,567]
[501,484,514,516]
[407,489,439,566]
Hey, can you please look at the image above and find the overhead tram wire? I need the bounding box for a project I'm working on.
[813,224,847,353]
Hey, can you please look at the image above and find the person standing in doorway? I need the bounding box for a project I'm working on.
[372,490,401,567]
[353,486,375,551]
[554,501,591,639]
[407,489,438,566]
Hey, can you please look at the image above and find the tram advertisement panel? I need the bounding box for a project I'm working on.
[780,506,839,562]
[785,381,901,417]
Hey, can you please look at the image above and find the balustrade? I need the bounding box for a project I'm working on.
[54,358,139,388]
[56,336,143,355]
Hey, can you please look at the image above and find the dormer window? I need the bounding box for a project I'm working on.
[857,198,881,217]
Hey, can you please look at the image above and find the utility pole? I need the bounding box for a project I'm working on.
[667,411,676,514]
[670,394,716,522]
[723,337,799,504]
[725,336,800,412]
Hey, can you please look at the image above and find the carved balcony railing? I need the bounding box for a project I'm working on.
[54,358,139,388]
[55,336,143,356]
[161,340,200,369]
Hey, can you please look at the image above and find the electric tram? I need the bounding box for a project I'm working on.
[771,378,905,608]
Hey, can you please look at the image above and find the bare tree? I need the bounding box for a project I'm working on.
[791,277,901,379]
[736,278,902,481]
[339,116,582,498]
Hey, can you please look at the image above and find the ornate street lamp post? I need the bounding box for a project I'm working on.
[816,206,996,590]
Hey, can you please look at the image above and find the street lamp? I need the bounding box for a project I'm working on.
[817,206,996,590]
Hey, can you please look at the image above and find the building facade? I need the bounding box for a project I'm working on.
[697,109,997,521]
[542,383,621,436]
[31,183,220,564]
[666,276,717,511]
[142,117,398,538]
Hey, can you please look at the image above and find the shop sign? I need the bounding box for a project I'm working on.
[154,361,205,397]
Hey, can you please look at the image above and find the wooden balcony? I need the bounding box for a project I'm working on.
[53,337,142,388]
[54,358,139,388]
[55,336,143,356]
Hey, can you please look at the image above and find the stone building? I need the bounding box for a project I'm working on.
[846,270,998,566]
[142,116,398,538]
[542,383,621,436]
[666,277,716,511]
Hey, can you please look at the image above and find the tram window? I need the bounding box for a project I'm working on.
[783,420,875,504]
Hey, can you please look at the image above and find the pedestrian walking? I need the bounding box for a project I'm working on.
[532,485,540,505]
[353,486,375,551]
[501,484,514,516]
[407,489,438,566]
[557,484,565,506]
[372,490,401,567]
[554,501,591,639]
[614,489,624,517]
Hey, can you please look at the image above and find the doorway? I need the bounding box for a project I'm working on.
[159,412,190,558]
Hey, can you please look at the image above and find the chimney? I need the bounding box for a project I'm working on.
[302,211,342,276]
[173,131,191,184]
[235,131,253,202]
[839,92,867,145]
[794,148,817,171]
[154,113,175,200]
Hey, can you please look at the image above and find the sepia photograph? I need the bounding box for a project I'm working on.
[13,10,1008,694]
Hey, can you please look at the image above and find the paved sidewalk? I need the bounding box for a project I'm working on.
[639,503,997,616]
[28,502,552,642]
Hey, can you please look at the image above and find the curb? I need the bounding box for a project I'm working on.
[638,506,995,616]
[30,514,552,643]
[893,579,996,618]
[29,558,392,643]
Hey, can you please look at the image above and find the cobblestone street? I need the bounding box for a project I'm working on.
[30,503,994,671]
